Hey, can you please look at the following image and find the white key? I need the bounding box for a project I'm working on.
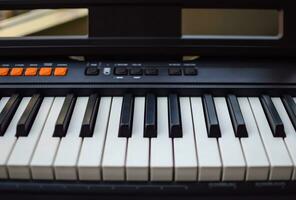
[190,97,222,181]
[126,97,149,181]
[0,97,9,113]
[273,97,296,180]
[150,97,173,181]
[215,97,246,181]
[102,97,127,181]
[30,97,65,180]
[54,97,88,180]
[78,97,112,181]
[174,97,198,181]
[249,97,292,180]
[238,98,270,181]
[7,97,54,179]
[0,97,30,179]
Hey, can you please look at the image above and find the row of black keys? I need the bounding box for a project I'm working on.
[0,94,295,138]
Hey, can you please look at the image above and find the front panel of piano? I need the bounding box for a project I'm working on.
[0,58,295,200]
[0,58,296,96]
[1,0,296,199]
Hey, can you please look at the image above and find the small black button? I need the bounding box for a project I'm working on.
[184,68,197,75]
[145,68,158,76]
[85,67,99,75]
[129,68,143,75]
[114,67,128,75]
[168,68,182,76]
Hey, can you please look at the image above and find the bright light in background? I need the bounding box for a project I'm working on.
[0,9,88,37]
[182,9,281,38]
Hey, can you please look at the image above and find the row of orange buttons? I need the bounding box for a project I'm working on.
[0,67,68,76]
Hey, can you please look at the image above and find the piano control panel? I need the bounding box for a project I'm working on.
[0,61,201,84]
[0,58,296,86]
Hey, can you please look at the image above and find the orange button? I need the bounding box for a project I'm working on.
[54,67,68,76]
[39,67,52,76]
[0,68,9,76]
[25,68,38,76]
[10,68,24,76]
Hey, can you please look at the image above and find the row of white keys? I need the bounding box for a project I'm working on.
[126,97,149,181]
[174,97,197,181]
[54,97,88,180]
[214,97,246,181]
[150,97,173,181]
[238,98,269,181]
[273,97,296,180]
[0,97,31,179]
[77,97,112,181]
[3,94,295,182]
[30,97,65,180]
[249,97,293,180]
[190,97,221,181]
[7,97,54,179]
[102,97,127,181]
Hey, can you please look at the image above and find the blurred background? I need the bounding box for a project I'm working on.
[0,9,279,37]
[0,9,88,37]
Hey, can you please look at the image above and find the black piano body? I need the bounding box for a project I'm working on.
[1,0,296,199]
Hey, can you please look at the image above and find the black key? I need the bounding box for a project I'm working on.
[260,95,285,137]
[144,94,157,138]
[80,94,100,137]
[203,94,221,138]
[0,94,21,136]
[282,95,296,131]
[118,94,134,138]
[53,94,76,137]
[16,94,43,137]
[227,95,248,138]
[168,94,182,138]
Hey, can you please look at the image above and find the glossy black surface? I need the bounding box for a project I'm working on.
[80,94,100,137]
[144,94,157,138]
[260,95,286,137]
[168,94,182,138]
[282,95,296,131]
[203,94,221,138]
[0,58,296,97]
[118,94,134,138]
[227,95,248,138]
[53,94,76,137]
[16,94,43,137]
[0,94,21,136]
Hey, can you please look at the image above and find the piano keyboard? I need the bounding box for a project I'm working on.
[1,94,296,182]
